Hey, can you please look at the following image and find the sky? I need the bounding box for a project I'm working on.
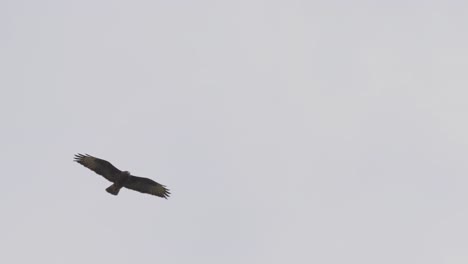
[1,0,468,263]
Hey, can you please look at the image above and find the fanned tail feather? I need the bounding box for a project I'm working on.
[105,184,121,195]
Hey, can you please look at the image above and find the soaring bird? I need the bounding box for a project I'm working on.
[74,153,170,199]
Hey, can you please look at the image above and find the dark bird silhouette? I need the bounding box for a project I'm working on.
[74,153,170,199]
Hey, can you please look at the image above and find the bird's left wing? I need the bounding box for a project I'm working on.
[124,176,170,199]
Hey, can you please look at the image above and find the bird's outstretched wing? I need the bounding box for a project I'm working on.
[124,176,171,199]
[74,153,121,182]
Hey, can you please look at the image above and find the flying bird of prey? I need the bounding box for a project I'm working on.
[74,153,170,199]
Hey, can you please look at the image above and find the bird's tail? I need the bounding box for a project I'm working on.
[106,184,122,196]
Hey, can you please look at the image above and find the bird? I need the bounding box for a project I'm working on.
[74,153,170,199]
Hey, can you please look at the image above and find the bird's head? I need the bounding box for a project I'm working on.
[122,171,131,176]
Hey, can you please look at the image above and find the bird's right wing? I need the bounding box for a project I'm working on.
[74,153,121,182]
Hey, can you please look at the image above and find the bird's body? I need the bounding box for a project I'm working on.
[74,153,170,199]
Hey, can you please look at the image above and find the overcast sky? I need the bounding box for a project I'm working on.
[1,0,468,263]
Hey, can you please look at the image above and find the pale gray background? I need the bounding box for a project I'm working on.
[1,0,468,263]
